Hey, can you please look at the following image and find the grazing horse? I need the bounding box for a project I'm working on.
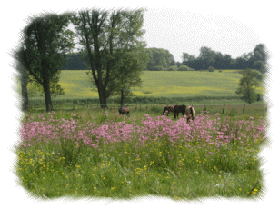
[185,106,195,122]
[174,105,196,122]
[118,106,130,115]
[174,104,186,119]
[162,105,174,116]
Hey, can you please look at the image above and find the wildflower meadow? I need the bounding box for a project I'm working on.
[14,108,267,200]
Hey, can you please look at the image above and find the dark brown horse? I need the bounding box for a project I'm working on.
[162,105,174,116]
[174,104,186,119]
[118,106,130,115]
[174,105,195,122]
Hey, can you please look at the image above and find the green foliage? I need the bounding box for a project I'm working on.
[235,69,260,104]
[208,66,215,72]
[62,53,87,70]
[254,61,266,74]
[150,65,165,71]
[167,65,177,71]
[28,74,65,96]
[145,48,175,71]
[21,14,75,112]
[177,65,194,71]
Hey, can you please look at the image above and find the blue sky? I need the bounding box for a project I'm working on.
[2,1,278,208]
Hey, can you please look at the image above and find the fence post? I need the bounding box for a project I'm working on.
[204,104,206,112]
[243,104,245,114]
[223,104,225,114]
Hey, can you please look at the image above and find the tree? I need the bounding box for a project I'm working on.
[254,44,267,74]
[71,9,146,109]
[145,48,174,71]
[22,14,75,112]
[198,46,215,70]
[114,47,148,106]
[182,53,196,70]
[235,69,260,104]
[254,44,266,64]
[62,52,87,70]
[254,61,266,74]
[14,46,30,112]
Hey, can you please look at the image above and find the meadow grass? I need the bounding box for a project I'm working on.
[17,70,264,100]
[14,108,266,200]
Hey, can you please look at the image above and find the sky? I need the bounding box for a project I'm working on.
[143,8,261,62]
[2,1,279,208]
[70,7,263,62]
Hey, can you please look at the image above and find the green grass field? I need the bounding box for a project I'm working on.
[16,70,265,112]
[56,70,264,98]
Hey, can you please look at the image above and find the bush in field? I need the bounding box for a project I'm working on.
[167,65,177,71]
[150,65,165,71]
[177,65,194,71]
[208,66,215,72]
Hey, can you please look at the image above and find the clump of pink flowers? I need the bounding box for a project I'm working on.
[19,111,266,150]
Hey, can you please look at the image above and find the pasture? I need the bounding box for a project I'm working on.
[25,70,264,101]
[14,108,267,200]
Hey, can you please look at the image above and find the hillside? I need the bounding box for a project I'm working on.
[55,70,264,99]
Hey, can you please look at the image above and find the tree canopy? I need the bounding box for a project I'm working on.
[71,9,148,108]
[235,69,260,104]
[21,14,75,112]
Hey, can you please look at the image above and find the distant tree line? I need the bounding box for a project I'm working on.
[62,53,87,70]
[181,45,267,73]
[62,44,267,74]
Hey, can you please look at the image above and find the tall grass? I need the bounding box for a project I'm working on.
[14,109,266,200]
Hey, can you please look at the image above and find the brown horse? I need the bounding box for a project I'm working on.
[174,104,186,119]
[118,106,130,115]
[162,105,174,116]
[174,105,195,122]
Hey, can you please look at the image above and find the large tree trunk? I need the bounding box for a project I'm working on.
[43,80,53,112]
[97,83,107,109]
[21,73,29,112]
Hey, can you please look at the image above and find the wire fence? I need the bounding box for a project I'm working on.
[28,102,267,115]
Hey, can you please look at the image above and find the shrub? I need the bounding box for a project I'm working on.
[150,65,165,71]
[167,65,177,71]
[208,66,215,72]
[177,65,194,71]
